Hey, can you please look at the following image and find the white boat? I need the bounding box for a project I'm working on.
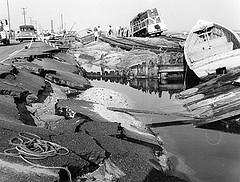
[184,19,240,79]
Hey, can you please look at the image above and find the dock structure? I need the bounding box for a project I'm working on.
[127,61,184,79]
[85,59,185,79]
[128,52,185,79]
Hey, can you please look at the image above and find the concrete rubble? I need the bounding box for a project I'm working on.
[0,39,189,182]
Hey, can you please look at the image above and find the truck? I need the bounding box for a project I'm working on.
[16,24,37,42]
[0,19,10,45]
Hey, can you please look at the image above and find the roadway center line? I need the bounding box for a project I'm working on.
[0,47,25,63]
[8,50,19,57]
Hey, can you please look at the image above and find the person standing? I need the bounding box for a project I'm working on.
[115,26,119,37]
[97,26,102,36]
[124,27,129,37]
[107,25,113,36]
[93,27,99,41]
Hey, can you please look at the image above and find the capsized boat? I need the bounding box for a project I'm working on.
[184,19,240,79]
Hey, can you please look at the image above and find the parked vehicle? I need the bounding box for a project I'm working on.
[184,19,240,80]
[15,25,37,42]
[39,32,52,40]
[130,8,167,37]
[0,19,10,45]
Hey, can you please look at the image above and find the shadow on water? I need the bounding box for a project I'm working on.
[147,120,193,128]
[198,115,240,135]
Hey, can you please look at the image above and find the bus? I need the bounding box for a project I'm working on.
[16,25,37,42]
[130,8,167,37]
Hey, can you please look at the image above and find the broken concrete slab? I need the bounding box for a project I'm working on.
[33,57,80,74]
[0,82,25,97]
[0,158,59,182]
[57,99,161,145]
[0,64,15,75]
[0,95,21,123]
[78,158,125,181]
[0,66,45,97]
[52,52,78,65]
[13,61,43,75]
[78,120,164,170]
[45,70,92,90]
[52,132,106,165]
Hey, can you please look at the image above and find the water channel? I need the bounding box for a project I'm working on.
[89,77,240,182]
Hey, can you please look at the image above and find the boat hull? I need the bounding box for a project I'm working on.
[184,19,240,79]
[191,49,240,78]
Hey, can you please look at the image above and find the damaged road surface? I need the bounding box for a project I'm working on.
[0,40,188,181]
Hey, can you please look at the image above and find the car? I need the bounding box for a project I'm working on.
[39,32,52,41]
[15,25,37,42]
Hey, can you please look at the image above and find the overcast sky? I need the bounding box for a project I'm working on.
[0,0,240,32]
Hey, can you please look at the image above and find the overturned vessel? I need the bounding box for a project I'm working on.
[184,19,240,79]
[130,8,167,37]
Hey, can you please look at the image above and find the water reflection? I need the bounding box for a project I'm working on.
[87,75,185,99]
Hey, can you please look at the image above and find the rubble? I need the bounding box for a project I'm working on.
[0,39,188,182]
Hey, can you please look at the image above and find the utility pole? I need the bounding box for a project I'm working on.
[61,14,63,31]
[6,0,11,31]
[28,17,33,25]
[21,7,27,25]
[51,20,54,33]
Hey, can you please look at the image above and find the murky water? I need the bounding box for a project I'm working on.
[90,78,240,182]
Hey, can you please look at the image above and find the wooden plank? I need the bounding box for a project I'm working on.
[107,107,205,128]
[176,67,240,126]
[158,64,184,73]
[107,107,199,118]
[177,93,205,106]
[147,119,195,128]
[195,109,240,126]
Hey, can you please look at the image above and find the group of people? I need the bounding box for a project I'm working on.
[93,25,130,41]
[115,26,130,37]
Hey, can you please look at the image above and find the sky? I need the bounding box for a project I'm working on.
[0,0,240,32]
